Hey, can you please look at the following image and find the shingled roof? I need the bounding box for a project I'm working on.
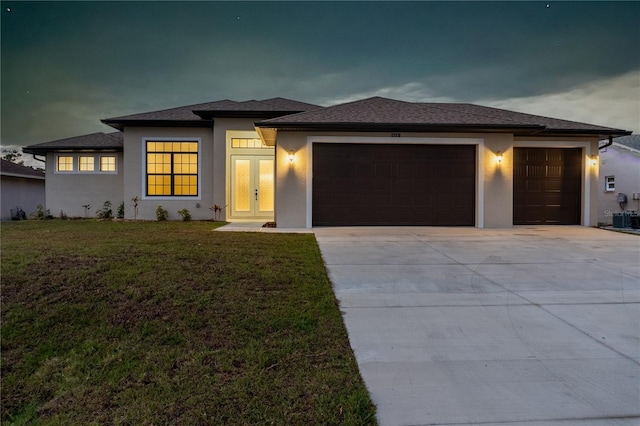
[23,132,123,155]
[0,159,45,179]
[611,135,640,151]
[102,98,321,130]
[256,97,630,137]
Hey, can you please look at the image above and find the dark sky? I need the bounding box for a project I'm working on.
[2,1,639,152]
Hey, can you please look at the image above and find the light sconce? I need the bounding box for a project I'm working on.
[495,151,504,164]
[590,155,598,166]
[287,150,295,163]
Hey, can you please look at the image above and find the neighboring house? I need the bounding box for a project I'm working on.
[597,135,640,225]
[1,159,45,221]
[24,96,630,228]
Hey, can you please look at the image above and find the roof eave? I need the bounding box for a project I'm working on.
[101,119,212,131]
[525,128,633,138]
[254,122,546,134]
[23,146,123,155]
[1,171,45,180]
[193,110,308,119]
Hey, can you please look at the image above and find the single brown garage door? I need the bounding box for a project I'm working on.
[312,143,476,226]
[513,147,582,225]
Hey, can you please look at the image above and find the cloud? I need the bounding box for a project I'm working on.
[323,82,457,106]
[478,70,640,133]
[320,70,639,134]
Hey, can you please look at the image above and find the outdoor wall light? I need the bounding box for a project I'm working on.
[590,155,598,166]
[287,150,295,163]
[495,151,504,164]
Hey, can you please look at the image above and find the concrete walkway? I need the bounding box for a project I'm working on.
[215,222,312,233]
[314,226,640,426]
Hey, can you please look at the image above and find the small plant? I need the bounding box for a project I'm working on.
[30,204,51,220]
[96,201,113,220]
[177,208,191,221]
[117,201,125,219]
[11,207,26,220]
[131,196,139,220]
[82,204,92,217]
[59,210,68,220]
[156,205,168,221]
[209,204,227,221]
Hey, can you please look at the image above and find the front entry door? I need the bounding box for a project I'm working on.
[231,155,274,218]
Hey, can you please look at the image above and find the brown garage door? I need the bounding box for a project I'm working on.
[312,143,476,226]
[513,147,582,225]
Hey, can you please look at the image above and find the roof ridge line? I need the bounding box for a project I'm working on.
[103,99,236,121]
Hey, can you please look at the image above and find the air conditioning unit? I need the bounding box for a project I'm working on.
[633,193,640,200]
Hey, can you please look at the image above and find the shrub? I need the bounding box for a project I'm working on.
[59,210,68,220]
[177,209,191,221]
[96,201,113,220]
[30,205,52,220]
[117,201,125,219]
[156,206,169,221]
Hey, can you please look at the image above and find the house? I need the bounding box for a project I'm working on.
[24,96,631,228]
[1,159,45,221]
[597,135,640,225]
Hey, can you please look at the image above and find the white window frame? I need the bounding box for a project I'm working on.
[605,175,615,192]
[56,155,74,172]
[54,153,119,174]
[141,137,202,200]
[79,155,96,172]
[99,155,118,173]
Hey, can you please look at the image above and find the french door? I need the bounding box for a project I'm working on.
[230,155,274,218]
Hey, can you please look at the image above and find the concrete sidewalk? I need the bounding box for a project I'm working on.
[215,222,312,233]
[314,226,640,426]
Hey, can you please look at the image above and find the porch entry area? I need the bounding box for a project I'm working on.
[226,132,275,221]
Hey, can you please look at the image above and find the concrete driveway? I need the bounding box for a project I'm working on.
[313,227,640,426]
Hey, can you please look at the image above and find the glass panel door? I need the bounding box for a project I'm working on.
[233,158,251,213]
[231,155,274,218]
[258,159,274,213]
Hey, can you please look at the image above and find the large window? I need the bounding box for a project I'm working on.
[57,156,74,172]
[146,141,198,196]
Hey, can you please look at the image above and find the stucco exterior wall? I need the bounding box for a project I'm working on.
[274,131,600,228]
[274,131,517,228]
[45,152,123,218]
[123,119,259,221]
[274,132,310,228]
[123,127,213,220]
[1,175,45,220]
[481,134,514,228]
[598,144,640,224]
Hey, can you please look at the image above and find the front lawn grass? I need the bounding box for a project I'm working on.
[1,220,376,425]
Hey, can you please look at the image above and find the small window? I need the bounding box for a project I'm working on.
[605,176,615,192]
[100,156,116,172]
[57,156,74,172]
[231,138,270,149]
[79,156,95,172]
